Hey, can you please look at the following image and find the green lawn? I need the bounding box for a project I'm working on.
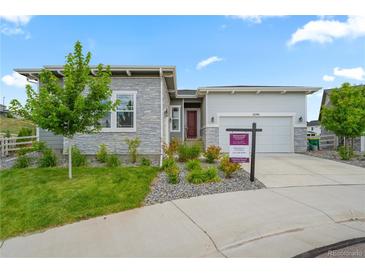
[0,116,36,135]
[0,166,158,239]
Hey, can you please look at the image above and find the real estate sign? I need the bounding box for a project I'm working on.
[229,133,250,163]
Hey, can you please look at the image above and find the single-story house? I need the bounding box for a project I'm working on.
[307,120,321,136]
[0,104,9,117]
[319,87,365,152]
[15,65,321,163]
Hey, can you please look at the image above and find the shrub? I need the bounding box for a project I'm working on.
[16,147,33,156]
[32,141,47,152]
[106,154,121,167]
[166,166,180,184]
[72,146,87,167]
[140,157,151,166]
[178,143,201,162]
[96,144,108,163]
[161,157,176,171]
[186,159,201,171]
[17,127,33,146]
[186,167,220,184]
[219,155,241,178]
[338,146,354,160]
[125,137,141,163]
[5,130,11,138]
[204,145,221,163]
[13,154,31,168]
[163,137,181,158]
[38,148,58,167]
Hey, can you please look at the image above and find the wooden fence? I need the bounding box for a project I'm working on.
[0,135,37,157]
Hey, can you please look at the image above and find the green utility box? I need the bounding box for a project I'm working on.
[307,138,320,151]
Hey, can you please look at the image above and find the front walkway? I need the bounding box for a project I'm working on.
[1,183,364,257]
[242,153,365,187]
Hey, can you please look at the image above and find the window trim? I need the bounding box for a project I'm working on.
[170,105,181,132]
[101,90,137,132]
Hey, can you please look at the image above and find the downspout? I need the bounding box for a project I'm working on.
[182,98,185,140]
[160,68,164,167]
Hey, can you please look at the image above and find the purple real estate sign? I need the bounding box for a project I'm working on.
[229,133,250,163]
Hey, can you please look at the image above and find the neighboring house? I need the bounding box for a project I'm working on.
[0,104,9,117]
[16,66,321,163]
[319,87,365,152]
[307,120,321,136]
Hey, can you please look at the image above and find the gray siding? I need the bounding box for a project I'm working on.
[38,128,63,151]
[65,77,162,156]
[294,127,307,153]
[170,98,184,141]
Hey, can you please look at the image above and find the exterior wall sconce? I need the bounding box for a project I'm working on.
[299,116,303,123]
[211,117,214,123]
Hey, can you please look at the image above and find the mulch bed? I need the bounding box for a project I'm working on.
[144,162,266,206]
[305,150,365,168]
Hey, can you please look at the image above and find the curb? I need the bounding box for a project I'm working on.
[294,237,365,258]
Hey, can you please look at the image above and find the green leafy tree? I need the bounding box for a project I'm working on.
[10,41,118,178]
[321,83,365,152]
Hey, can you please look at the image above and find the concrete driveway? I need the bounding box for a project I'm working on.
[242,153,365,188]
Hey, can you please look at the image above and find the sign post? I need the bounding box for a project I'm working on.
[226,122,262,182]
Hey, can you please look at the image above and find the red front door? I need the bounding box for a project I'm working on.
[187,111,197,139]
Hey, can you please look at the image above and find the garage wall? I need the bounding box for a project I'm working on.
[206,93,306,123]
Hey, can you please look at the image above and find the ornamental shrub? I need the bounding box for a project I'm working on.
[219,155,241,178]
[185,159,202,171]
[161,157,176,171]
[204,145,221,163]
[38,148,58,167]
[13,154,31,168]
[186,167,220,184]
[96,144,108,163]
[166,165,180,184]
[163,137,180,158]
[338,146,354,160]
[72,146,87,167]
[125,137,141,163]
[106,154,121,167]
[140,157,151,166]
[178,143,201,162]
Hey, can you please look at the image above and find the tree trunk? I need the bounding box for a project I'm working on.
[68,138,72,179]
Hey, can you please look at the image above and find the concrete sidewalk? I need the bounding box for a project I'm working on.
[1,184,365,257]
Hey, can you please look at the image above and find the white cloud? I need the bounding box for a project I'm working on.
[229,15,284,24]
[288,16,365,46]
[333,67,365,81]
[196,56,223,70]
[1,72,29,88]
[322,75,335,82]
[0,15,32,38]
[0,15,32,25]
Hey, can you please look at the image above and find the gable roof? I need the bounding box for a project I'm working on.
[307,120,320,126]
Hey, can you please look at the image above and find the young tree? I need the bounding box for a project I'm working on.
[321,83,365,153]
[10,41,118,178]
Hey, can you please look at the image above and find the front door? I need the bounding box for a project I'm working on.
[187,110,197,139]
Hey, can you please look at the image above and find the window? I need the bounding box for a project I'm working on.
[116,94,134,128]
[101,91,136,132]
[170,106,181,132]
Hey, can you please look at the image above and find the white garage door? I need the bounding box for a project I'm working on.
[219,116,293,153]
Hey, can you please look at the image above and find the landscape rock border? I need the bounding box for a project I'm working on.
[144,162,266,206]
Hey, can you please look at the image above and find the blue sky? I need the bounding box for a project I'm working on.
[1,15,364,121]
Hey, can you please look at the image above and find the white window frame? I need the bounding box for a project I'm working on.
[170,105,181,132]
[101,90,137,132]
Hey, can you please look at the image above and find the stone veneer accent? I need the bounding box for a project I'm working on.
[201,126,219,150]
[294,127,307,153]
[64,77,163,156]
